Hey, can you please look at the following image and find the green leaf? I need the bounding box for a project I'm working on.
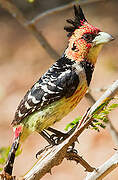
[100,124,106,128]
[0,146,11,166]
[0,168,3,172]
[91,126,100,131]
[0,158,5,164]
[64,116,82,131]
[65,100,118,132]
[92,101,110,115]
[102,117,108,123]
[109,103,118,108]
[0,145,22,167]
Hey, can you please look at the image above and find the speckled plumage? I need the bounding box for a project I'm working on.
[12,56,80,126]
[12,55,90,138]
[11,5,112,139]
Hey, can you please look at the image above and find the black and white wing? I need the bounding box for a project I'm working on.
[12,58,80,126]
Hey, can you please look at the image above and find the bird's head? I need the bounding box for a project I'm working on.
[64,5,114,65]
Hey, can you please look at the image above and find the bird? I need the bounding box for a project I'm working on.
[4,5,114,175]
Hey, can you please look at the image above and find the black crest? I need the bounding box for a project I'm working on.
[64,5,87,37]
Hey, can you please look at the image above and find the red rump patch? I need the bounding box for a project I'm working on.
[15,126,22,138]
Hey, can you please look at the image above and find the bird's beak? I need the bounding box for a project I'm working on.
[92,32,115,46]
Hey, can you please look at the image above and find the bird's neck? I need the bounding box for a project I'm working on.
[64,44,103,66]
[61,53,95,86]
[87,44,103,65]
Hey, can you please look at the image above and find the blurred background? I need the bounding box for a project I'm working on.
[0,0,118,179]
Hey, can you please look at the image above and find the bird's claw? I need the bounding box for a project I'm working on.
[50,134,65,145]
[36,125,78,158]
[67,147,78,154]
[36,144,53,159]
[67,142,78,154]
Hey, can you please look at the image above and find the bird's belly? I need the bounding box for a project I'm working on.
[23,82,88,133]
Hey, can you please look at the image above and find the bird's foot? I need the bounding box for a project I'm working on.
[67,142,78,154]
[36,130,67,158]
[36,124,78,158]
[36,144,53,158]
[49,131,68,145]
[47,124,78,144]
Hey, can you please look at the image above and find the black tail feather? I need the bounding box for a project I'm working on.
[4,137,19,175]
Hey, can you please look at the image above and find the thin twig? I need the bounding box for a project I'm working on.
[85,150,118,180]
[28,0,107,25]
[0,0,107,61]
[65,152,95,172]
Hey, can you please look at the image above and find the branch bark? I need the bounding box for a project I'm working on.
[85,150,118,180]
[65,152,95,172]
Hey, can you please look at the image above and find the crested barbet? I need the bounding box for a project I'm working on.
[4,5,114,175]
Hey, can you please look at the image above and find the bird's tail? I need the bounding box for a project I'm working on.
[4,136,20,175]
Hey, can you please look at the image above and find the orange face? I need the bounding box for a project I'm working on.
[65,22,100,63]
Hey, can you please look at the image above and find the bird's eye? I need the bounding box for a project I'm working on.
[71,42,79,52]
[82,33,96,43]
[71,43,76,50]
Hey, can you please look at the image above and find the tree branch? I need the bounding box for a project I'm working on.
[0,0,107,61]
[65,152,95,172]
[22,80,118,180]
[28,0,106,25]
[85,150,118,180]
[0,0,60,60]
